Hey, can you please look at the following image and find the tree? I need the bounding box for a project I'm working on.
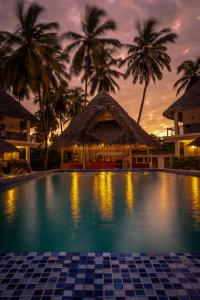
[86,48,124,95]
[63,5,121,104]
[1,1,67,169]
[67,87,87,121]
[51,81,71,133]
[34,95,59,146]
[174,57,200,95]
[0,35,12,89]
[121,18,177,124]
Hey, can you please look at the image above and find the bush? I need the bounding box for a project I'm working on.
[171,156,200,170]
[1,159,30,174]
[30,148,61,171]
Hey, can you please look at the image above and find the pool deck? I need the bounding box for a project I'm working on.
[0,168,200,188]
[0,252,200,299]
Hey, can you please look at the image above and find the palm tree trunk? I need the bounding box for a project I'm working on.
[38,89,48,170]
[84,47,90,106]
[84,73,88,106]
[60,114,63,133]
[137,80,148,124]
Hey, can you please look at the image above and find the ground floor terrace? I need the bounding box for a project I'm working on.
[61,145,172,170]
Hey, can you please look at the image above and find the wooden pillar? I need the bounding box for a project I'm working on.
[175,140,180,157]
[61,148,63,168]
[83,146,86,169]
[26,146,30,164]
[26,120,31,142]
[129,148,132,169]
[174,112,179,135]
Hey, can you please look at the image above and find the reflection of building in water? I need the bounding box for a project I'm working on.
[5,188,16,221]
[94,172,113,220]
[191,177,200,225]
[70,172,80,224]
[125,172,134,211]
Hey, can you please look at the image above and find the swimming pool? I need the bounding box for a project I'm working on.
[0,171,200,252]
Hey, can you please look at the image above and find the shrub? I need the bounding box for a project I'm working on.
[30,148,61,171]
[171,156,200,170]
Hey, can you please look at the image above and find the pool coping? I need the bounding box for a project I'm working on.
[0,168,200,188]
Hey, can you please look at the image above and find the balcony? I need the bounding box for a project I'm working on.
[166,123,200,137]
[0,130,28,141]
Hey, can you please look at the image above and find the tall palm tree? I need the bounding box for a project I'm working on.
[121,18,177,124]
[0,36,12,89]
[51,81,71,132]
[86,47,124,95]
[63,5,121,104]
[34,97,59,146]
[174,57,200,95]
[67,87,86,121]
[1,1,66,169]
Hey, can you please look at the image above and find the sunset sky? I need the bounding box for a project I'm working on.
[0,0,200,136]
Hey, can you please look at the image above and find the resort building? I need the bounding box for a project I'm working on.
[163,80,200,157]
[0,90,39,164]
[52,91,171,169]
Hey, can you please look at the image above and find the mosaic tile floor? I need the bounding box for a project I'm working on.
[0,253,200,300]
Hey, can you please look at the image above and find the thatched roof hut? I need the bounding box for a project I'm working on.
[0,90,37,125]
[0,139,19,154]
[188,137,200,148]
[52,90,157,149]
[163,80,200,121]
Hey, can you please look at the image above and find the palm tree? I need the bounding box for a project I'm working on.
[51,82,71,132]
[0,35,12,89]
[34,97,59,146]
[174,57,200,95]
[67,87,86,121]
[86,47,124,95]
[63,5,121,104]
[1,1,66,169]
[121,18,177,124]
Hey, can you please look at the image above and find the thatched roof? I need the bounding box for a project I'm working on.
[188,136,200,147]
[52,91,158,149]
[0,90,38,125]
[0,139,19,153]
[163,80,200,121]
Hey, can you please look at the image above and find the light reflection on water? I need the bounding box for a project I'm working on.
[94,172,113,220]
[70,172,80,225]
[4,188,16,222]
[1,171,200,252]
[125,172,134,212]
[191,176,200,226]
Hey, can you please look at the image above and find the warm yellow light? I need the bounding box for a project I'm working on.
[191,177,200,225]
[5,188,16,221]
[125,172,134,211]
[94,172,113,220]
[70,172,80,224]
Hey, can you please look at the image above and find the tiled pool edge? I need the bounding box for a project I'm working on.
[0,168,200,188]
[0,252,200,299]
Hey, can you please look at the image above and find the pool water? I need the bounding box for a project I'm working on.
[0,171,200,252]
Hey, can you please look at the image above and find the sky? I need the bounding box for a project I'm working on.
[0,0,200,136]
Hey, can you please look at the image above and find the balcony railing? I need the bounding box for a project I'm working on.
[0,130,28,141]
[166,123,200,137]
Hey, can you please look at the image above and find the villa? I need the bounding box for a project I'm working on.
[52,91,172,169]
[163,80,200,157]
[0,90,39,164]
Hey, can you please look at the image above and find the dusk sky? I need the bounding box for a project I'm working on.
[0,0,200,136]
